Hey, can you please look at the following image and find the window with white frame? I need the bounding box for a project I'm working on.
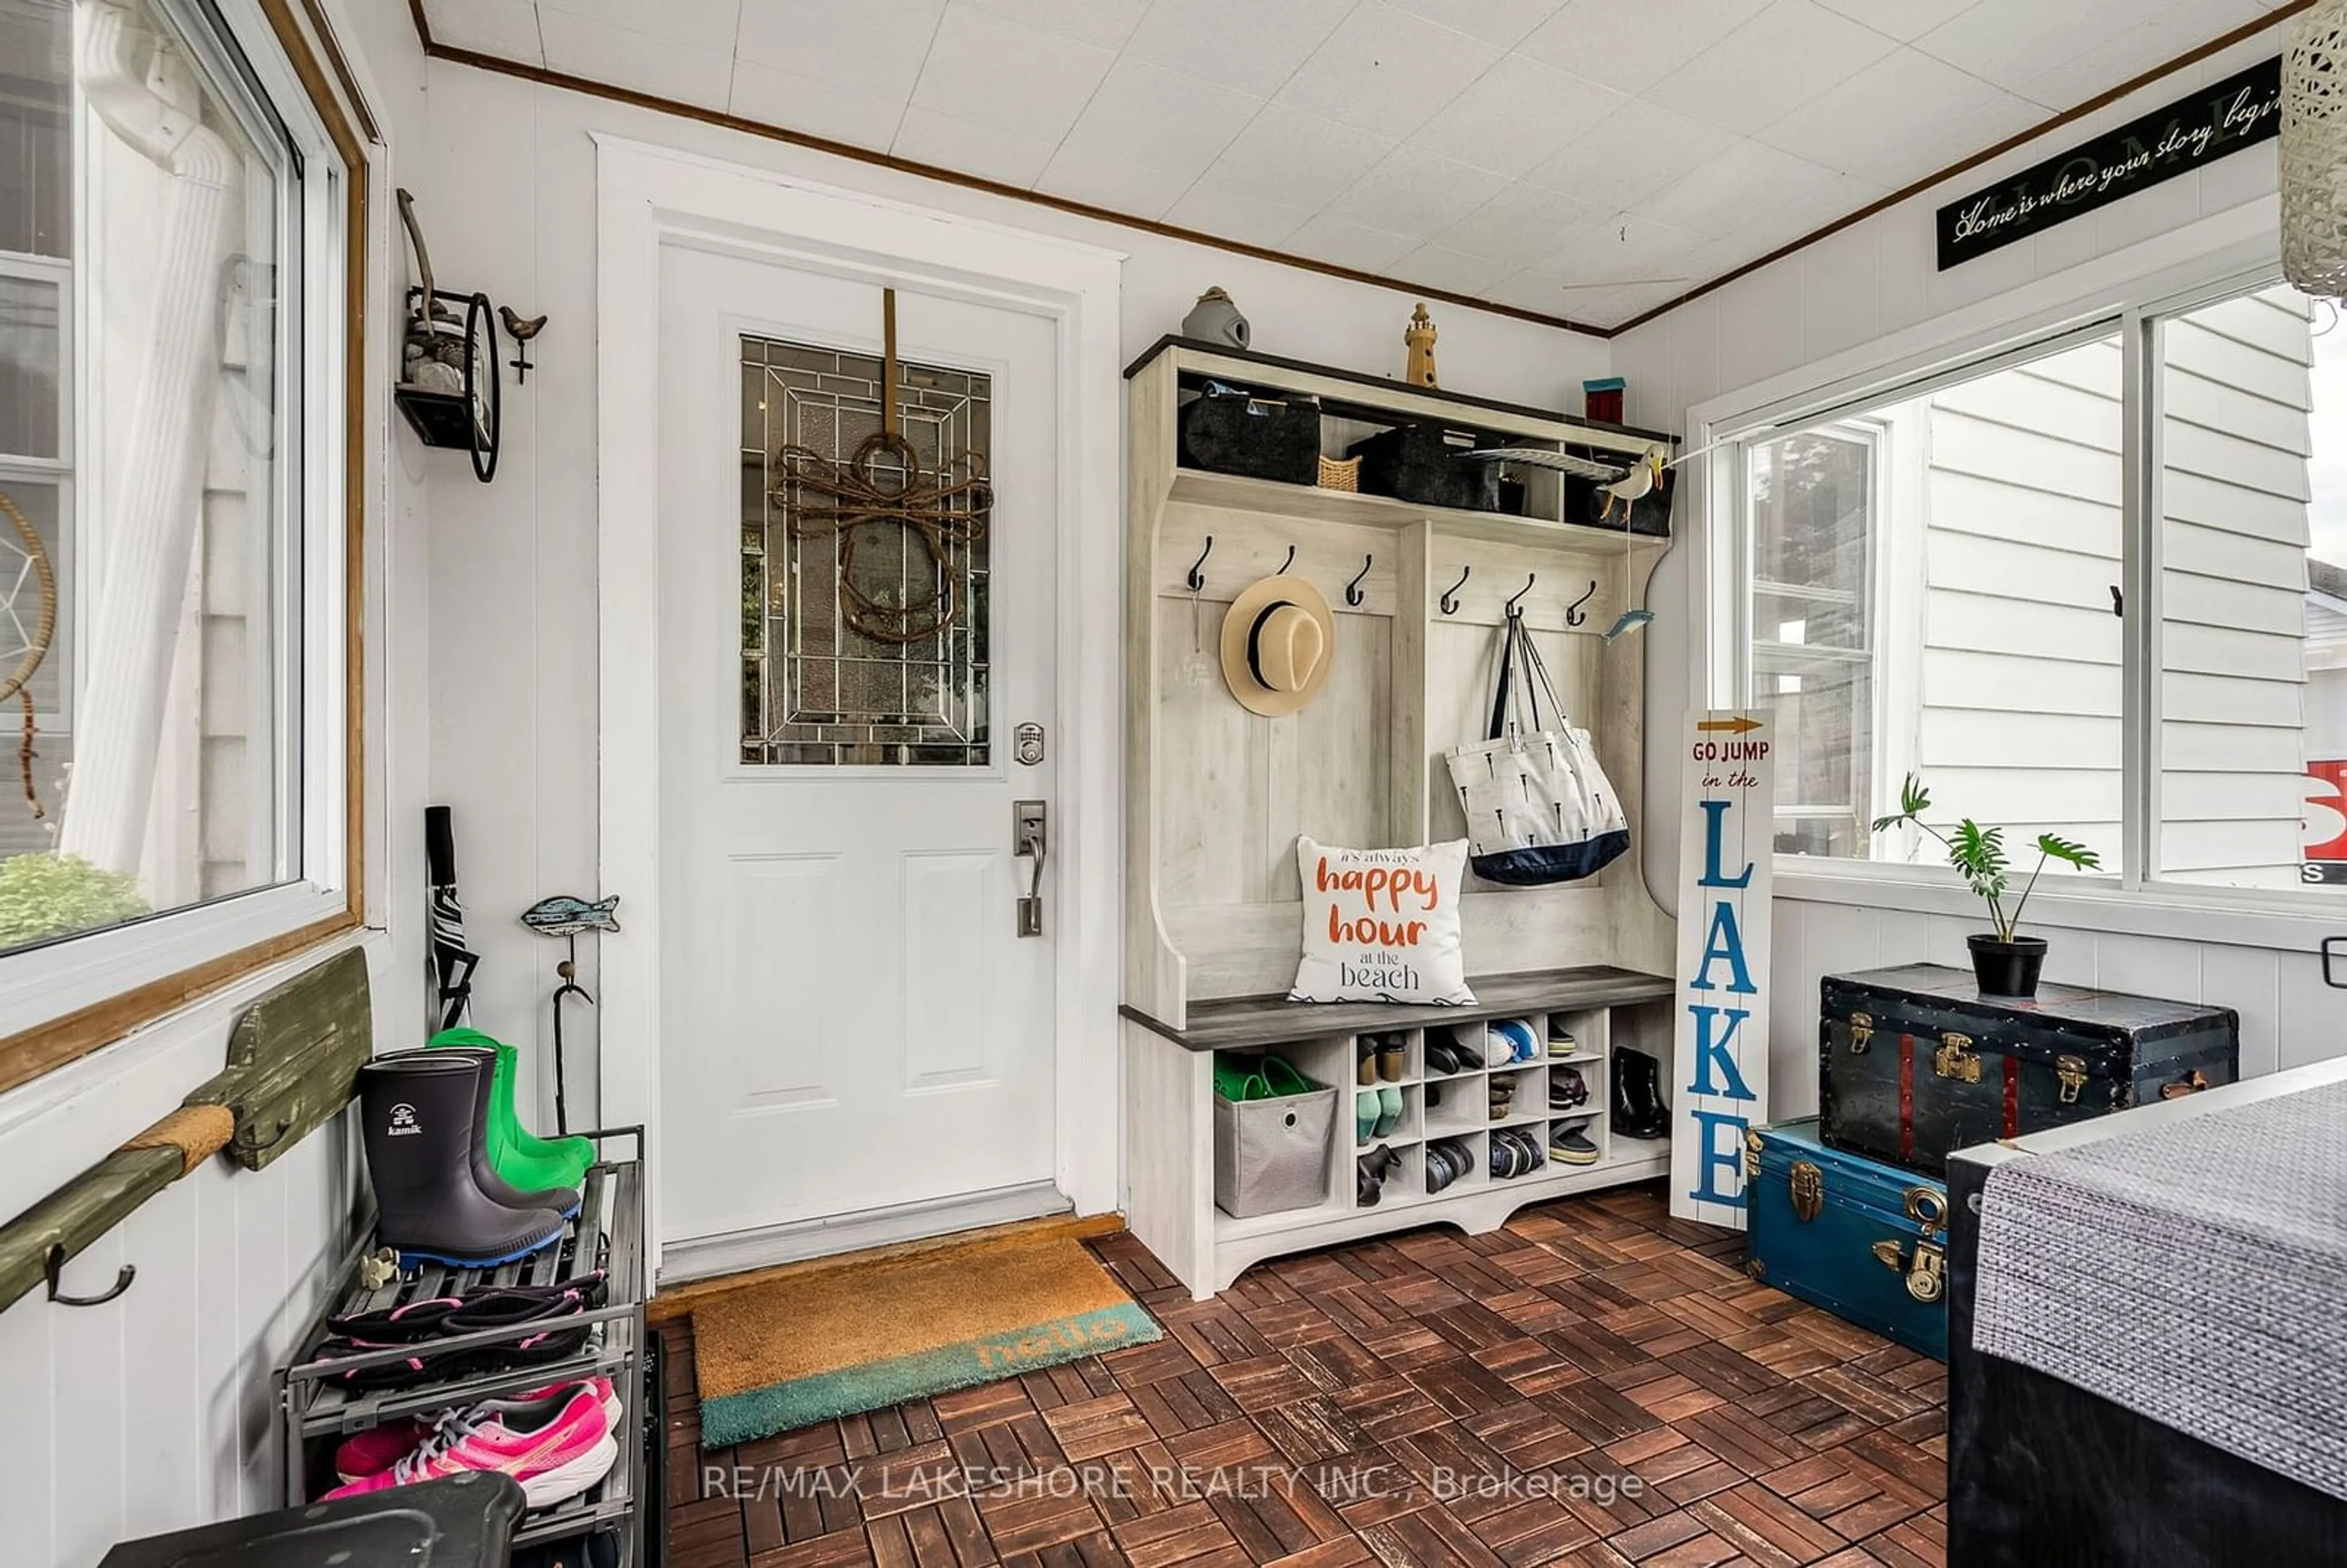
[0,0,357,1085]
[1722,279,2347,903]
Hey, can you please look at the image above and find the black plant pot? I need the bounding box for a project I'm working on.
[1969,934,2048,998]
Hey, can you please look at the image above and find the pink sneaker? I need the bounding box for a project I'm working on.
[324,1382,618,1508]
[332,1377,621,1484]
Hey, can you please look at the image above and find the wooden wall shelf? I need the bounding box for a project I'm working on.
[1122,339,1681,1298]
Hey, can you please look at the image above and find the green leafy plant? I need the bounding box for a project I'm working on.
[1870,774,2101,942]
[0,852,150,950]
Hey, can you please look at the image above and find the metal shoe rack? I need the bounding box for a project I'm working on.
[277,1127,650,1563]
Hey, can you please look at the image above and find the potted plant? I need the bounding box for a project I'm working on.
[1870,775,2101,998]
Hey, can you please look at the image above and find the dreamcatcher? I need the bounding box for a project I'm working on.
[770,289,993,645]
[0,490,57,821]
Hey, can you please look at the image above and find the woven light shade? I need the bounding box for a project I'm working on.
[2283,0,2347,296]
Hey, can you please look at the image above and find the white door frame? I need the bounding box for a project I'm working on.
[594,136,1125,1277]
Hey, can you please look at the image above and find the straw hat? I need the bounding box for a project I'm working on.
[1221,574,1336,717]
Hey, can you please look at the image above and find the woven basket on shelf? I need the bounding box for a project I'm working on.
[1317,454,1361,491]
[2283,0,2347,295]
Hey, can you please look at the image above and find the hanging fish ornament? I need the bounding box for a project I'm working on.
[521,893,622,937]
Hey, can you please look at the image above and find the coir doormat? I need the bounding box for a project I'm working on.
[690,1229,1161,1447]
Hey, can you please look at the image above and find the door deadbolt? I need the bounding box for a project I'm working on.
[1014,722,1046,766]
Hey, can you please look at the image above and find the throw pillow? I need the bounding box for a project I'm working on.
[1288,837,1476,1005]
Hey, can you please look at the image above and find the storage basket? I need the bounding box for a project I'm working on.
[1317,454,1361,491]
[1213,1078,1335,1218]
[1177,386,1321,485]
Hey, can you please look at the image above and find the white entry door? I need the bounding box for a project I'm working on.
[655,243,1060,1254]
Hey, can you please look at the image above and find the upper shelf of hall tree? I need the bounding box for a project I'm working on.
[1125,336,1679,554]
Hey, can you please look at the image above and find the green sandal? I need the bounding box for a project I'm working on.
[428,1027,596,1190]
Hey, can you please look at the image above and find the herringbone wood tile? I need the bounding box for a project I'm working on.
[661,1183,1945,1568]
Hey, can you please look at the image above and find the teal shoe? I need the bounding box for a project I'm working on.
[1373,1085,1405,1138]
[1356,1090,1379,1143]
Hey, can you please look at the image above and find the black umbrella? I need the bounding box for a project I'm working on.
[425,805,479,1031]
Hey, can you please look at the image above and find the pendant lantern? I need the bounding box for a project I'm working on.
[2282,0,2347,296]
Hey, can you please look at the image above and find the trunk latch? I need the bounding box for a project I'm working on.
[1934,1031,1982,1083]
[1849,1011,1873,1053]
[2057,1054,2088,1105]
[1789,1160,1824,1223]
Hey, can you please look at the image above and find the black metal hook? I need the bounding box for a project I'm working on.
[1276,544,1296,575]
[1440,566,1470,616]
[1505,574,1535,615]
[45,1244,134,1308]
[1565,579,1598,628]
[1186,535,1213,593]
[1345,554,1371,607]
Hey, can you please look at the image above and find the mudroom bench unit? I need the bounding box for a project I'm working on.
[1126,967,1676,1298]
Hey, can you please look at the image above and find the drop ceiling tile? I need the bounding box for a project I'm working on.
[1275,1,1506,138]
[1380,0,1566,49]
[1483,265,1581,313]
[428,0,540,60]
[735,0,947,101]
[1391,243,1516,294]
[892,106,1061,186]
[1548,212,1705,285]
[730,60,908,147]
[538,0,740,51]
[538,10,733,108]
[1757,47,2042,189]
[906,4,1117,141]
[1052,57,1260,192]
[1516,0,1771,97]
[1912,0,2145,99]
[1525,99,1738,209]
[1645,0,1899,135]
[1555,279,1685,326]
[2000,6,2232,110]
[1286,211,1425,271]
[1813,0,1980,41]
[1407,54,1626,178]
[1192,102,1395,207]
[1035,147,1201,218]
[1730,170,1886,254]
[1323,145,1511,240]
[1433,181,1607,261]
[956,0,1150,51]
[1162,182,1315,247]
[1633,137,1840,237]
[1120,0,1355,97]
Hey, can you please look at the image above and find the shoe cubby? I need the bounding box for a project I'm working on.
[1149,976,1678,1296]
[276,1127,651,1559]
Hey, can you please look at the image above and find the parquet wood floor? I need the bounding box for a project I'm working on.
[658,1182,1947,1568]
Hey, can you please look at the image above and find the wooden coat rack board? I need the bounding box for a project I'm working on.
[1120,337,1681,1297]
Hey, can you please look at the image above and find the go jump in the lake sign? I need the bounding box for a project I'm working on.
[1937,57,2280,270]
[1672,712,1773,1229]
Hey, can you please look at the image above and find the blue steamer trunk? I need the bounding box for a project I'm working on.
[1746,1119,1949,1360]
[1819,964,2238,1178]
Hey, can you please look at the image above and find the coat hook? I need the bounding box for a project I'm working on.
[1505,573,1536,615]
[1345,554,1372,607]
[1277,544,1296,575]
[1565,579,1598,627]
[45,1244,134,1308]
[1186,535,1213,593]
[2109,584,2124,617]
[1440,566,1471,616]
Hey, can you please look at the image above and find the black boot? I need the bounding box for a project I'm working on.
[359,1055,568,1269]
[1612,1049,1672,1141]
[381,1046,581,1217]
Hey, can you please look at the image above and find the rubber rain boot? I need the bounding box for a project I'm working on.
[429,1027,595,1191]
[1612,1049,1672,1140]
[392,1047,583,1217]
[359,1056,567,1269]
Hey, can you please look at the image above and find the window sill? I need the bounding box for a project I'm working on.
[1774,862,2347,954]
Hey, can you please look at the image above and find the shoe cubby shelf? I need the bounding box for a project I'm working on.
[1129,979,1677,1297]
[276,1127,652,1559]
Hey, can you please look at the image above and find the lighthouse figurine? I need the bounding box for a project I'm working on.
[1404,302,1439,389]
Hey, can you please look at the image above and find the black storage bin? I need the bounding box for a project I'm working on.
[1348,423,1504,512]
[1177,385,1321,484]
[1563,463,1674,537]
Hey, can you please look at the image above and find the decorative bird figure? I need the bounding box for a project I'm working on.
[1600,444,1669,522]
[499,305,548,382]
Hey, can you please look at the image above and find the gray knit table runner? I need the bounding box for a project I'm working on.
[1973,1079,2347,1499]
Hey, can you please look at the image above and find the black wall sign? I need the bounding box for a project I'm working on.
[1937,57,2280,270]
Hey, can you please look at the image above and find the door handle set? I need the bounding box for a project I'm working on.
[1013,800,1047,937]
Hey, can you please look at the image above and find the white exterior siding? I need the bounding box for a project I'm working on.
[2161,285,2315,886]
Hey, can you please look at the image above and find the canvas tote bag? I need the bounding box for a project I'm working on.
[1444,612,1631,886]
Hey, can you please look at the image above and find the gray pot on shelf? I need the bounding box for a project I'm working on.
[1182,287,1249,350]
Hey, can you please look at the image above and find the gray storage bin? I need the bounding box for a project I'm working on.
[1213,1079,1336,1218]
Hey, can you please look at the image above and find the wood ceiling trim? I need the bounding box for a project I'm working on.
[1612,2,2315,335]
[404,4,2312,344]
